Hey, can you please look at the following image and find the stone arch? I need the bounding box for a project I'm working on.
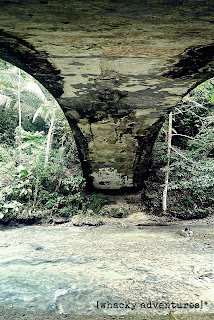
[0,29,213,191]
[0,29,64,98]
[0,30,93,188]
[57,43,213,191]
[164,43,214,89]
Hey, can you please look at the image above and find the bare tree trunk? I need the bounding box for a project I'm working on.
[18,68,21,128]
[44,111,55,168]
[162,111,172,214]
[164,117,168,143]
[17,68,22,156]
[33,161,39,209]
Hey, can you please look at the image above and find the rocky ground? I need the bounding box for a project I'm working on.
[69,209,214,229]
[0,198,213,320]
[0,310,214,320]
[1,191,213,230]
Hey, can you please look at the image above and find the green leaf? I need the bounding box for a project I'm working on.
[211,94,214,103]
[19,169,29,175]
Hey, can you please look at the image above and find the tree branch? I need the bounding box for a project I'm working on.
[171,146,195,163]
[172,133,201,141]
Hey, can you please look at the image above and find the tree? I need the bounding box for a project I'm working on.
[162,111,172,214]
[0,64,47,145]
[0,66,45,112]
[145,78,214,218]
[0,58,85,222]
[33,101,60,168]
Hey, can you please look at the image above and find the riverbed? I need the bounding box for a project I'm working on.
[0,221,213,318]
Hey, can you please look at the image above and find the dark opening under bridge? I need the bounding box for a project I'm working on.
[0,0,213,191]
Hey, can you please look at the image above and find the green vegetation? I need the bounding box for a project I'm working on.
[144,78,214,219]
[82,192,115,214]
[0,58,213,224]
[0,59,119,225]
[0,59,88,224]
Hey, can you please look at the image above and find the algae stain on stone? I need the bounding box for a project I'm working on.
[91,168,133,189]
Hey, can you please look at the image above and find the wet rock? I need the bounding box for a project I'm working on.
[71,214,104,226]
[99,204,131,218]
[52,216,70,224]
[30,244,44,251]
[180,227,194,237]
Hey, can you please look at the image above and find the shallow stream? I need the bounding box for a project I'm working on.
[0,224,213,316]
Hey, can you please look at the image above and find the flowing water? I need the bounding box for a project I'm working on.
[0,224,213,316]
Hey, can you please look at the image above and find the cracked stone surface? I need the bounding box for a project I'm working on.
[0,0,213,190]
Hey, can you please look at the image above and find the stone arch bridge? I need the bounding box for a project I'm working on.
[0,0,213,191]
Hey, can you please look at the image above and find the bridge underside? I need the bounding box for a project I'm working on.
[0,0,213,190]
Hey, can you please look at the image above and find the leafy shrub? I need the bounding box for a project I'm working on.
[82,193,116,214]
[144,78,214,218]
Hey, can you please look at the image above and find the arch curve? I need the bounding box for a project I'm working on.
[0,29,63,98]
[0,0,213,191]
[164,43,214,84]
